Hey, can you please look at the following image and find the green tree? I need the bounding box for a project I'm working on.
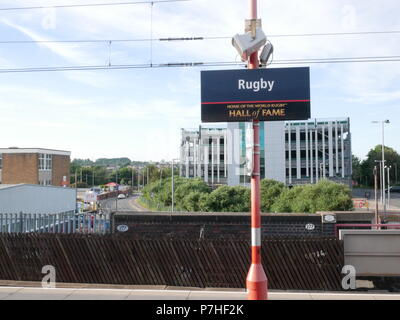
[260,179,285,212]
[360,145,400,186]
[352,155,363,186]
[270,185,304,213]
[117,167,135,185]
[95,157,132,167]
[182,191,210,212]
[174,179,211,208]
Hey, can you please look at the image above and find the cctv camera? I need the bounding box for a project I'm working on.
[232,28,267,61]
[260,42,273,65]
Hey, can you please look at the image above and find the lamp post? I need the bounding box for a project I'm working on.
[245,0,268,301]
[375,160,384,205]
[372,120,390,212]
[131,167,134,193]
[374,166,379,227]
[115,165,118,213]
[137,167,140,192]
[171,159,180,212]
[387,165,391,209]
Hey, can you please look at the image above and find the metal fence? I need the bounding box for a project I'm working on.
[0,212,111,234]
[0,233,344,290]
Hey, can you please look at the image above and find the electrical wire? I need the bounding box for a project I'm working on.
[0,0,190,11]
[1,30,400,45]
[0,56,400,73]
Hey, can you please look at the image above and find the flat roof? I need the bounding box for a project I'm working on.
[0,184,73,191]
[0,184,22,190]
[0,148,71,156]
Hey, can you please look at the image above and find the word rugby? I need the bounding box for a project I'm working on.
[238,78,275,92]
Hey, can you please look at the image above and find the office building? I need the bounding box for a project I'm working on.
[179,127,227,185]
[179,118,352,186]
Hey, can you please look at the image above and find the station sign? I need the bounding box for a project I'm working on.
[201,67,311,122]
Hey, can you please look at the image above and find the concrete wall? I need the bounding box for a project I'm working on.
[340,230,400,276]
[0,184,76,213]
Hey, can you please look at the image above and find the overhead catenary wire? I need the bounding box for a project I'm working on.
[1,55,400,73]
[0,0,190,11]
[1,30,400,44]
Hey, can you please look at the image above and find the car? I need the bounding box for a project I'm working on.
[386,186,400,193]
[91,187,102,194]
[117,194,126,199]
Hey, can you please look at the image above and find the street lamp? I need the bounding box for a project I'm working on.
[137,167,140,192]
[374,160,384,205]
[373,166,379,227]
[115,164,118,213]
[372,119,390,212]
[131,167,134,192]
[386,165,391,209]
[171,159,180,212]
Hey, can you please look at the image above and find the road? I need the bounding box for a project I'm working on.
[352,188,400,210]
[0,286,400,300]
[100,194,147,212]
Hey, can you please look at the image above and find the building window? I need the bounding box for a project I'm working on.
[39,153,52,170]
[40,179,52,186]
[0,154,2,169]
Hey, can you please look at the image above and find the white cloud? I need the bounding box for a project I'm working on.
[0,0,400,160]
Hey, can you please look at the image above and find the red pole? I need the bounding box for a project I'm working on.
[246,0,268,300]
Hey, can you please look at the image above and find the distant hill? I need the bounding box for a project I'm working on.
[71,158,94,166]
[94,158,132,167]
[71,158,153,168]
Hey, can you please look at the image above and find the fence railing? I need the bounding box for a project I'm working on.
[0,212,111,234]
[335,223,400,237]
[0,233,344,291]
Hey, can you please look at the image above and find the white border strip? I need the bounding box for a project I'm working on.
[1,286,400,298]
[251,227,261,247]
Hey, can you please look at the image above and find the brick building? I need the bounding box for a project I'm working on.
[0,148,71,187]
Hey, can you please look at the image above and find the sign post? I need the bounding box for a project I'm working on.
[245,0,268,301]
[200,0,311,300]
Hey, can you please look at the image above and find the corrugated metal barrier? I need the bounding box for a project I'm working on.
[0,233,344,290]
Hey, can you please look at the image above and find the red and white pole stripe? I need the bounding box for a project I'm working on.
[246,0,268,300]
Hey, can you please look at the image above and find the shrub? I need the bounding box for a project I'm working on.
[181,191,210,212]
[260,179,285,212]
[206,185,250,212]
[270,180,353,213]
[174,178,211,208]
[270,185,305,213]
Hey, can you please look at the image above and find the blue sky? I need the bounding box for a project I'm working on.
[0,0,399,162]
